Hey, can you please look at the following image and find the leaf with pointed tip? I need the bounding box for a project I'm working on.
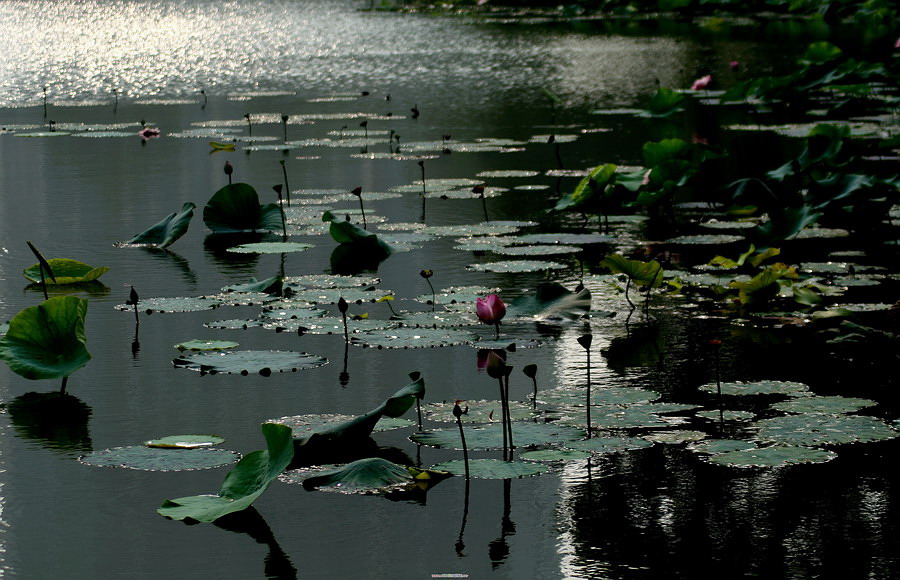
[601,254,664,288]
[203,183,285,233]
[128,202,196,248]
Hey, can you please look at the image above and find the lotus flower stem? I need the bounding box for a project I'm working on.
[360,120,368,140]
[128,286,140,326]
[418,160,427,222]
[281,115,289,142]
[496,375,508,460]
[244,113,252,136]
[351,187,366,229]
[43,86,48,118]
[279,160,291,207]
[577,334,593,438]
[26,241,54,301]
[338,297,349,343]
[503,370,514,455]
[60,376,68,394]
[523,364,538,409]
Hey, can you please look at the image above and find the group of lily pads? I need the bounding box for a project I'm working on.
[1,29,897,526]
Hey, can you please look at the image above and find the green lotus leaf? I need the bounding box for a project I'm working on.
[158,422,294,522]
[322,210,393,252]
[127,202,196,249]
[424,400,541,424]
[754,414,898,446]
[264,316,395,335]
[114,296,223,313]
[173,350,328,375]
[274,287,382,305]
[81,446,239,470]
[260,307,328,320]
[268,413,413,438]
[223,276,285,295]
[698,380,810,396]
[644,87,686,117]
[203,183,285,233]
[295,457,415,492]
[389,311,473,328]
[506,282,591,319]
[145,435,226,449]
[520,449,591,462]
[664,234,745,245]
[769,396,878,415]
[695,409,756,421]
[285,274,381,289]
[226,242,315,254]
[350,328,477,349]
[467,260,567,273]
[0,296,91,380]
[707,445,838,468]
[23,259,109,285]
[601,254,664,288]
[494,245,582,256]
[687,439,758,455]
[411,422,584,451]
[565,436,654,454]
[557,406,671,430]
[429,459,549,479]
[174,340,240,351]
[537,386,661,407]
[642,430,707,444]
[204,318,266,330]
[515,233,614,245]
[554,163,617,211]
[421,224,524,237]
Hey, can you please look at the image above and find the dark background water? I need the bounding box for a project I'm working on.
[1,1,898,578]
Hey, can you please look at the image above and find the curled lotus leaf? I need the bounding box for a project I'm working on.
[429,459,548,479]
[172,350,328,375]
[284,458,441,494]
[769,396,878,415]
[698,380,811,396]
[126,202,196,249]
[268,413,413,437]
[706,445,838,468]
[351,328,477,349]
[506,282,591,320]
[203,183,285,233]
[565,436,654,454]
[754,414,899,446]
[80,446,239,471]
[23,258,109,285]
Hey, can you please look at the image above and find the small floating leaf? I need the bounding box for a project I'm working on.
[173,350,328,375]
[81,446,239,471]
[23,259,109,285]
[145,435,226,449]
[226,242,314,254]
[429,459,548,479]
[174,340,240,352]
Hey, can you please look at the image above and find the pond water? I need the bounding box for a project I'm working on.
[1,1,898,578]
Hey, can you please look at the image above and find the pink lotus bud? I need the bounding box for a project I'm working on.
[691,75,712,91]
[476,294,506,325]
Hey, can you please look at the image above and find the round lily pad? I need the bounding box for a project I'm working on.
[429,459,549,479]
[754,414,899,446]
[172,350,328,375]
[144,435,226,449]
[642,430,707,444]
[351,328,477,349]
[514,233,614,245]
[519,449,591,462]
[23,259,109,285]
[424,400,540,424]
[476,170,541,178]
[769,396,878,415]
[174,340,240,351]
[268,413,412,436]
[411,422,584,450]
[538,387,661,407]
[698,380,811,396]
[226,242,315,254]
[285,274,381,289]
[565,436,654,454]
[664,234,745,245]
[467,260,567,273]
[80,446,239,471]
[695,409,756,421]
[493,245,582,256]
[115,296,223,314]
[687,439,758,455]
[706,445,838,468]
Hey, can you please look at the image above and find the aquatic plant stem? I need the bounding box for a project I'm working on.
[280,160,291,207]
[503,370,514,455]
[338,297,349,343]
[577,334,593,438]
[26,241,54,301]
[453,401,469,479]
[496,375,508,460]
[60,376,68,394]
[418,160,427,222]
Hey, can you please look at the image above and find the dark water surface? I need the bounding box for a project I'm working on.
[1,1,898,578]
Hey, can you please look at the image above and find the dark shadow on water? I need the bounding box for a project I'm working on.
[213,507,298,580]
[2,391,92,455]
[140,247,198,287]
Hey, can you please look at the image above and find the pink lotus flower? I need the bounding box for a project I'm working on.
[729,61,740,71]
[476,294,506,325]
[691,75,712,91]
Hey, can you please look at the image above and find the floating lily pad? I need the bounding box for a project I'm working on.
[172,350,328,375]
[115,296,223,314]
[754,414,898,446]
[769,396,878,414]
[270,413,413,438]
[145,435,226,449]
[260,307,328,321]
[793,228,850,239]
[204,318,266,330]
[285,458,428,494]
[429,459,548,479]
[519,449,591,462]
[642,430,707,444]
[424,400,540,424]
[390,311,474,328]
[351,328,476,349]
[664,234,745,245]
[226,242,314,254]
[23,259,109,285]
[494,245,582,256]
[565,436,654,454]
[174,340,240,352]
[707,446,838,468]
[285,274,381,289]
[476,170,541,178]
[687,439,758,455]
[274,288,382,305]
[410,422,584,450]
[695,409,756,421]
[467,260,567,273]
[538,386,661,407]
[80,446,239,471]
[421,224,523,237]
[698,380,811,396]
[15,131,72,138]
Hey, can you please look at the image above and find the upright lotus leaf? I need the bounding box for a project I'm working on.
[128,202,197,248]
[203,183,285,233]
[23,259,109,285]
[322,210,393,255]
[601,254,664,288]
[0,296,90,380]
[729,263,798,306]
[644,87,686,117]
[506,282,591,319]
[158,422,294,523]
[296,375,424,460]
[553,164,617,212]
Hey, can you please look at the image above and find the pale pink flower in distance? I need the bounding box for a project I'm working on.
[729,61,740,70]
[641,169,652,186]
[691,75,712,91]
[895,38,900,49]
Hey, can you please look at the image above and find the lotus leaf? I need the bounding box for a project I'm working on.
[145,435,226,449]
[227,242,315,254]
[467,260,567,273]
[292,458,441,493]
[23,259,109,285]
[429,459,549,479]
[174,340,240,352]
[81,446,239,471]
[173,350,328,375]
[537,386,661,407]
[322,210,393,253]
[698,380,810,396]
[695,409,756,421]
[127,202,196,249]
[554,163,617,212]
[158,422,294,522]
[285,274,381,289]
[115,296,223,313]
[0,296,91,381]
[642,430,707,444]
[520,449,591,462]
[424,400,540,424]
[351,328,476,349]
[707,446,838,468]
[269,413,413,437]
[505,283,592,320]
[494,245,582,256]
[410,422,584,450]
[754,414,898,446]
[601,254,664,288]
[203,183,285,233]
[687,439,758,455]
[565,436,654,454]
[769,396,877,414]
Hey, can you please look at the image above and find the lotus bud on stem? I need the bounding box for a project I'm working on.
[577,334,593,438]
[272,184,287,238]
[486,351,513,460]
[476,294,506,340]
[281,114,289,142]
[338,297,349,343]
[359,120,368,140]
[279,159,291,207]
[244,113,252,136]
[224,161,233,185]
[453,400,470,479]
[420,269,435,312]
[126,285,140,326]
[523,363,538,408]
[351,186,366,229]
